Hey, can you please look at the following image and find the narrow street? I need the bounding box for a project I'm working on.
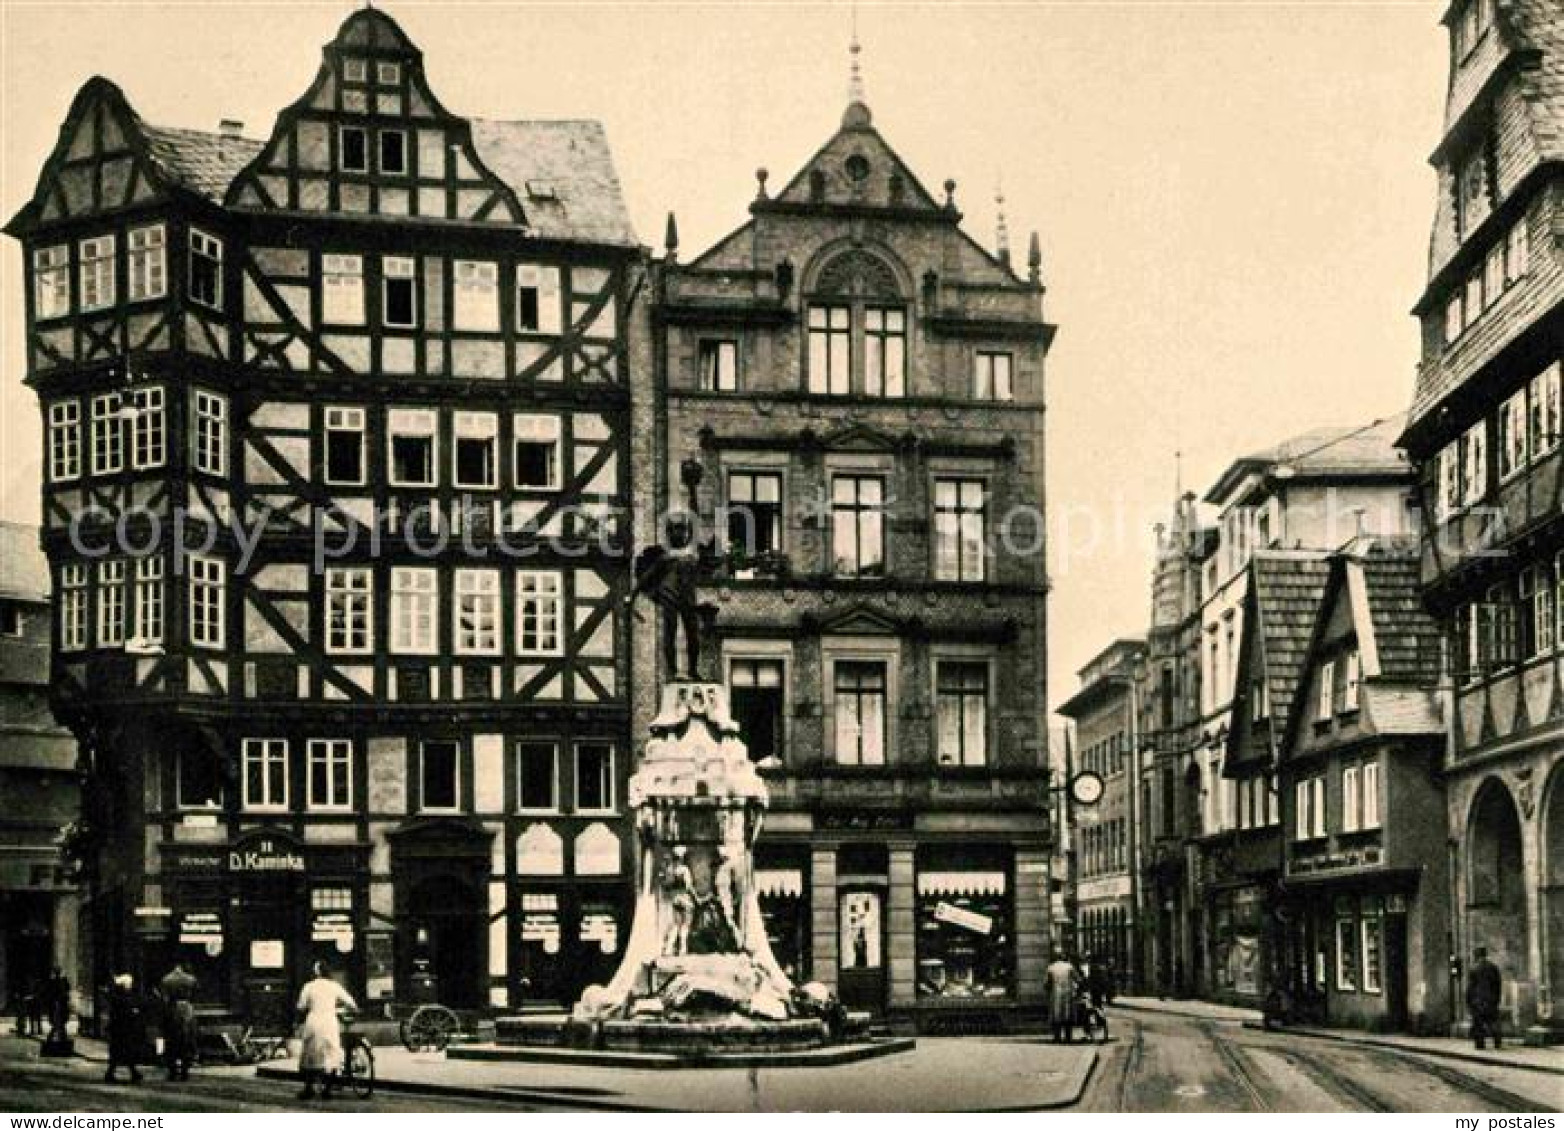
[1075,1012,1563,1113]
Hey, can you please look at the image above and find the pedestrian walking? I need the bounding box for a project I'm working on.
[45,966,71,1042]
[1084,954,1112,1010]
[103,974,148,1084]
[1465,946,1504,1051]
[295,961,357,1101]
[157,962,200,1082]
[1045,952,1080,1044]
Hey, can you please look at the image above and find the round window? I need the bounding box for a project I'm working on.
[845,154,871,183]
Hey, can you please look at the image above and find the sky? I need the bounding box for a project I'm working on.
[0,0,1450,710]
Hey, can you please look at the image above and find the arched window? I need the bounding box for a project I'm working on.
[805,249,906,398]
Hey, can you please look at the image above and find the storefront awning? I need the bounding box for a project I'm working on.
[755,868,804,898]
[917,870,1006,898]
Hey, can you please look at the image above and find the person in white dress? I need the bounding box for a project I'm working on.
[295,962,357,1100]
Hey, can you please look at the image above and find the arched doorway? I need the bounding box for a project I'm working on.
[1542,765,1564,1026]
[1465,779,1527,986]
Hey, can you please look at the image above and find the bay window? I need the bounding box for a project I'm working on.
[96,560,125,647]
[192,389,227,476]
[91,394,123,475]
[188,556,225,649]
[128,224,166,301]
[79,234,116,311]
[48,400,80,482]
[134,557,164,646]
[188,229,223,309]
[33,245,69,319]
[131,387,165,469]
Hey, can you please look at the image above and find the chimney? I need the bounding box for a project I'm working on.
[218,119,243,140]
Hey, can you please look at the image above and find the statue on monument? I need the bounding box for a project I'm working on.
[626,458,719,679]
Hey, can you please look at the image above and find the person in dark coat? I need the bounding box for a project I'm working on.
[157,963,200,1081]
[1084,955,1113,1010]
[104,974,148,1084]
[45,967,71,1041]
[1465,947,1503,1050]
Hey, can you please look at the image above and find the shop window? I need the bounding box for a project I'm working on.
[1334,908,1358,991]
[574,743,615,813]
[517,741,558,812]
[729,657,784,763]
[755,858,808,983]
[242,738,289,811]
[419,740,460,812]
[839,891,883,970]
[1360,908,1383,994]
[915,854,1013,1000]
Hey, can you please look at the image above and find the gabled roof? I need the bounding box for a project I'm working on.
[141,123,264,203]
[470,119,639,247]
[1204,418,1411,506]
[1247,551,1334,740]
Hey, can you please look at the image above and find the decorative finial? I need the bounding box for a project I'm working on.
[664,212,679,260]
[755,167,769,200]
[943,178,957,211]
[995,178,1011,269]
[842,6,873,127]
[1028,230,1042,284]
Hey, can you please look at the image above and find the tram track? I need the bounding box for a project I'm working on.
[1198,1021,1272,1112]
[1115,1018,1143,1112]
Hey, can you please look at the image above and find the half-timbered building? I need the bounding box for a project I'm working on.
[5,7,641,1019]
[651,49,1054,1030]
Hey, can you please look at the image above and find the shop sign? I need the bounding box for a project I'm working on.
[166,847,226,872]
[933,901,993,936]
[250,940,285,969]
[819,812,914,832]
[312,912,355,949]
[230,836,305,874]
[177,911,222,946]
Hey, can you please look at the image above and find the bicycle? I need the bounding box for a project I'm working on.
[335,1012,375,1100]
[1074,993,1110,1044]
[399,1003,459,1053]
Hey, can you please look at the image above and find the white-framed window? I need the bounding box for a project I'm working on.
[1500,388,1528,480]
[513,414,561,490]
[128,224,167,302]
[192,389,227,476]
[1317,659,1335,721]
[862,307,906,397]
[453,411,498,490]
[833,659,888,766]
[1342,765,1361,833]
[1335,914,1358,991]
[339,125,368,173]
[974,350,1013,401]
[325,568,373,654]
[699,339,740,392]
[242,738,289,811]
[322,254,365,325]
[574,742,615,813]
[188,228,223,309]
[1343,649,1360,711]
[516,570,563,656]
[134,556,164,646]
[188,556,225,649]
[1445,293,1465,345]
[1361,759,1380,830]
[79,234,116,311]
[728,655,786,764]
[807,305,851,395]
[454,569,501,655]
[382,256,417,328]
[343,57,367,83]
[1312,776,1327,838]
[324,406,366,486]
[933,478,987,582]
[60,564,87,652]
[1361,910,1383,994]
[390,567,437,655]
[1506,221,1530,282]
[515,265,561,334]
[831,474,886,577]
[376,60,401,85]
[48,400,81,482]
[1530,362,1563,463]
[1463,422,1488,504]
[516,740,558,812]
[388,407,436,487]
[307,738,353,811]
[90,394,123,475]
[935,659,989,767]
[378,129,407,175]
[33,245,70,320]
[131,387,165,470]
[1535,559,1557,658]
[453,260,499,332]
[96,559,126,647]
[418,739,461,812]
